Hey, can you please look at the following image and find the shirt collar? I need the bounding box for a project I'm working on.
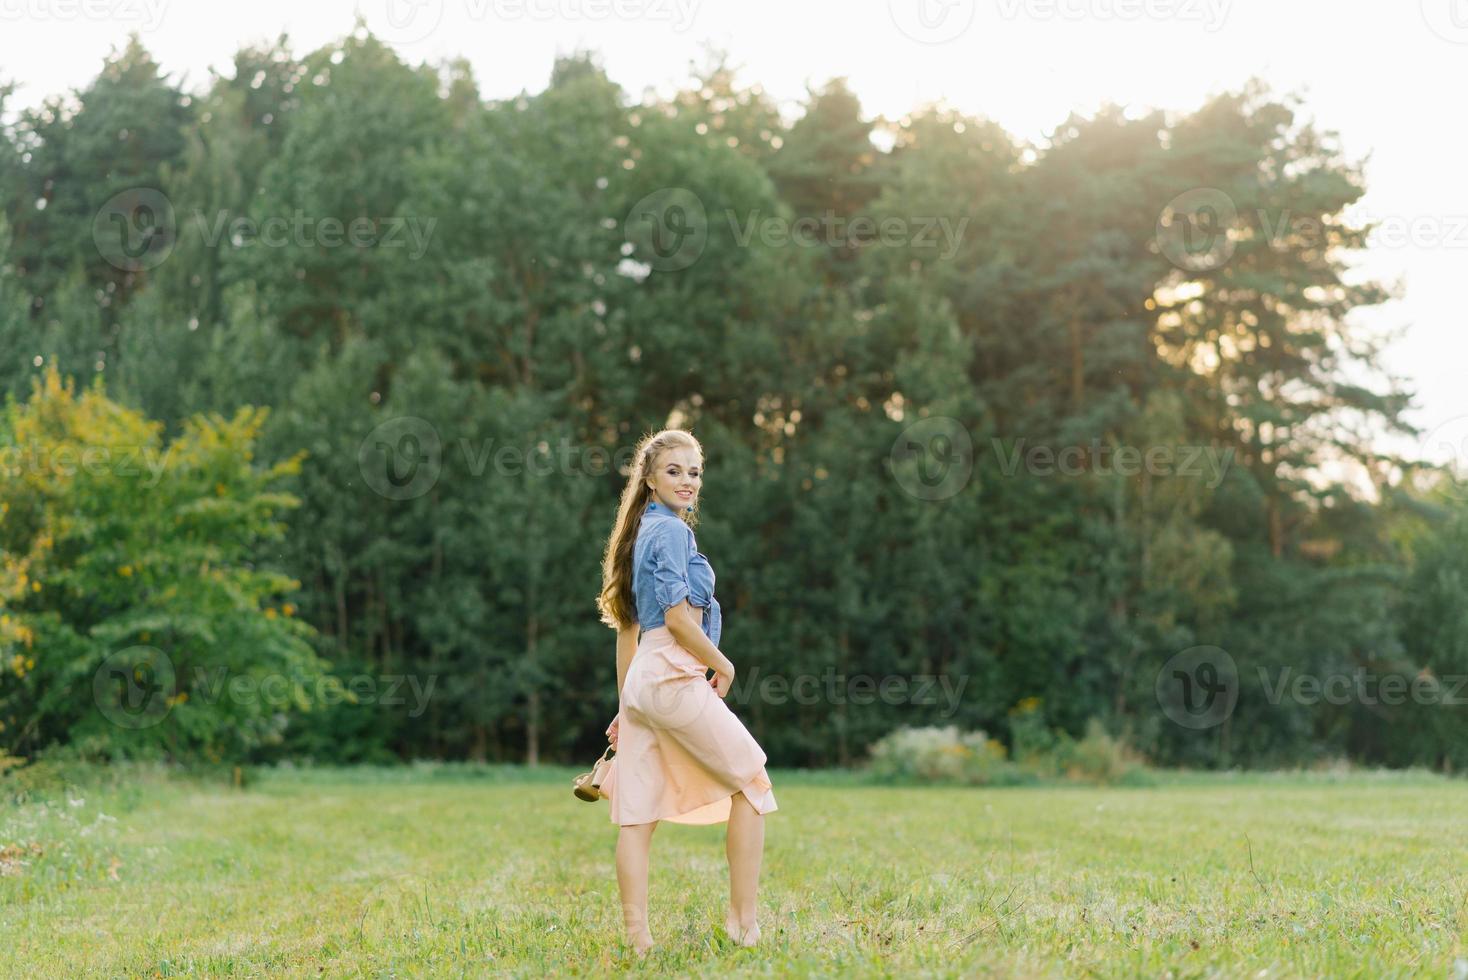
[645,499,679,518]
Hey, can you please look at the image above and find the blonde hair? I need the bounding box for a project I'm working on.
[596,428,703,631]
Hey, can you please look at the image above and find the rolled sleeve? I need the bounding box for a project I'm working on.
[652,523,694,613]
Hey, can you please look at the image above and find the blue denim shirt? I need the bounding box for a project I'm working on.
[633,499,722,646]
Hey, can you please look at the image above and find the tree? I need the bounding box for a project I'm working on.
[0,365,323,761]
[767,78,881,272]
[10,34,192,307]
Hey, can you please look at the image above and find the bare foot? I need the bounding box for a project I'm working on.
[723,915,760,947]
[625,929,655,956]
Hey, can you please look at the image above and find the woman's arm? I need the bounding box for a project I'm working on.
[664,600,735,678]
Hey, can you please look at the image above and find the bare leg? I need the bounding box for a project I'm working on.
[616,820,658,954]
[724,790,764,946]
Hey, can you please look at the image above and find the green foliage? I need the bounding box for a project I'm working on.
[866,715,1152,787]
[1011,712,1153,786]
[0,365,325,762]
[1388,506,1468,771]
[0,28,1457,773]
[7,35,193,307]
[866,724,1025,786]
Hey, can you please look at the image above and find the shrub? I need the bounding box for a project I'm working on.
[865,717,1153,787]
[865,724,1028,786]
[1057,719,1152,785]
[1007,696,1061,763]
[0,366,326,763]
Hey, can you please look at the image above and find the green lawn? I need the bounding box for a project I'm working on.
[3,764,1467,977]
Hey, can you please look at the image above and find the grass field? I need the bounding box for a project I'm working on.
[3,763,1467,977]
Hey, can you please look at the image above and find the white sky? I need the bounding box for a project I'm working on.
[2,0,1465,466]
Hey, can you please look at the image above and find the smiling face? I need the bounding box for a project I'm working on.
[646,445,702,514]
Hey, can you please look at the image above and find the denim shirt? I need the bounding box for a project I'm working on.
[632,499,722,646]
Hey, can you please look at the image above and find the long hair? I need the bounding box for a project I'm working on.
[596,428,703,631]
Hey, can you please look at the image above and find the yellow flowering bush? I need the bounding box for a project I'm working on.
[0,366,325,761]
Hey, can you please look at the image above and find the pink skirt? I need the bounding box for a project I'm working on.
[602,626,778,826]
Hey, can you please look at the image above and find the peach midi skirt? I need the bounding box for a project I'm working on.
[602,626,778,826]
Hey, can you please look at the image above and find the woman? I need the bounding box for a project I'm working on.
[594,428,777,955]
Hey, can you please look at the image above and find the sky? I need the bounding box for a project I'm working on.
[1,0,1465,468]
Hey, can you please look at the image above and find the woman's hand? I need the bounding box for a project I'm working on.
[605,713,620,749]
[710,662,735,700]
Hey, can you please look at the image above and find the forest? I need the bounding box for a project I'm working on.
[2,25,1465,773]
